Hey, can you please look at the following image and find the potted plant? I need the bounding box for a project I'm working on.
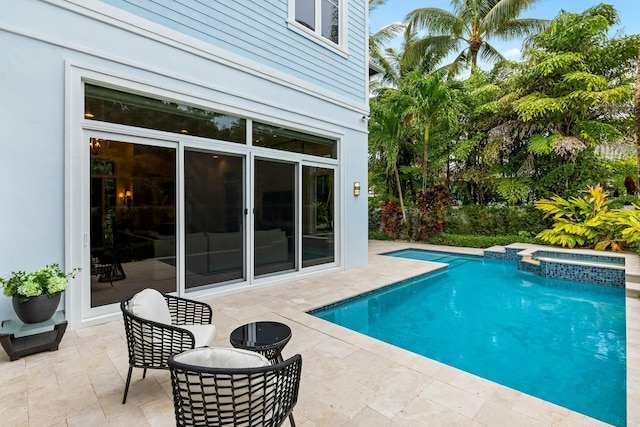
[0,264,80,323]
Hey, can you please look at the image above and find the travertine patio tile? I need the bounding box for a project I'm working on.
[348,406,395,425]
[66,409,107,427]
[367,395,405,418]
[397,395,478,426]
[420,379,486,419]
[475,400,549,427]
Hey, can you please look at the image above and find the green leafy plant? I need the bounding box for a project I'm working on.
[1,264,80,302]
[534,184,640,251]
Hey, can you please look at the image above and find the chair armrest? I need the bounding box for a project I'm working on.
[122,309,197,369]
[165,294,213,326]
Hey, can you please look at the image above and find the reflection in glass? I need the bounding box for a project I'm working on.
[184,151,244,289]
[321,0,339,44]
[302,166,335,267]
[85,84,246,143]
[90,140,176,307]
[254,160,296,276]
[253,122,336,159]
[295,0,315,30]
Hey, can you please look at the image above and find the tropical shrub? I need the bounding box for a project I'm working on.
[416,184,453,240]
[535,184,640,251]
[445,204,549,236]
[427,233,542,248]
[380,200,406,239]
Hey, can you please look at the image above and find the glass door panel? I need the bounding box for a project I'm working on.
[302,166,335,267]
[184,151,245,289]
[89,138,176,307]
[254,159,296,276]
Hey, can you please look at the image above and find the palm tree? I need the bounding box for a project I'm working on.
[369,91,411,221]
[400,70,466,191]
[372,23,446,92]
[404,0,548,75]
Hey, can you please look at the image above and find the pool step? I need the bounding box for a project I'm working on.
[520,255,540,266]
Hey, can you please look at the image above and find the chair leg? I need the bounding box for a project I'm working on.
[142,368,147,379]
[288,413,296,427]
[122,366,133,404]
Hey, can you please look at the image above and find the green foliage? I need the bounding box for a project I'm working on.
[445,204,549,236]
[527,134,558,155]
[575,121,622,145]
[1,264,81,303]
[427,233,543,248]
[514,92,567,122]
[368,230,391,240]
[496,178,532,205]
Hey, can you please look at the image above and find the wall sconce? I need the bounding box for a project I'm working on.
[120,190,132,207]
[89,138,109,155]
[354,182,361,196]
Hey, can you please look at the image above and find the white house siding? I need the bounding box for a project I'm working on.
[98,0,368,103]
[0,0,368,328]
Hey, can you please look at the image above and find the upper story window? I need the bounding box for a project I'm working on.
[289,0,346,53]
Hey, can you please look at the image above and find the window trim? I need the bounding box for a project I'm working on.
[287,0,348,56]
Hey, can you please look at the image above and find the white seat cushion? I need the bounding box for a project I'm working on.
[180,324,217,348]
[129,288,172,325]
[174,347,269,368]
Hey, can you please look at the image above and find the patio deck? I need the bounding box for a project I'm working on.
[1,240,638,426]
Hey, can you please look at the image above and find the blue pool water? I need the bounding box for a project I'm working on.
[311,249,627,426]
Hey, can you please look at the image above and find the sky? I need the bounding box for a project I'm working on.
[369,0,640,70]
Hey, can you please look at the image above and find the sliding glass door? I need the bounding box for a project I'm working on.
[184,150,245,289]
[302,166,335,267]
[89,138,176,308]
[254,159,296,276]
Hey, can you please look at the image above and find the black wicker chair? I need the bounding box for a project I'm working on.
[168,348,302,427]
[121,289,215,404]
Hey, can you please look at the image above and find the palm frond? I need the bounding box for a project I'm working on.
[484,0,542,29]
[404,8,464,37]
[370,23,405,52]
[478,42,505,64]
[369,0,387,14]
[403,35,461,73]
[494,18,549,40]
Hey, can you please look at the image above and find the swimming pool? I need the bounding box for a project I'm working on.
[310,249,627,426]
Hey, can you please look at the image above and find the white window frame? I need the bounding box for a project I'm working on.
[287,0,348,56]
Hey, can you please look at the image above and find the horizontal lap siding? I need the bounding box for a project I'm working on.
[100,0,367,103]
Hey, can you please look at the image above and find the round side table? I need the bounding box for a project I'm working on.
[229,321,292,364]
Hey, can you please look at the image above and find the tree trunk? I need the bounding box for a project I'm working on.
[635,48,640,199]
[422,123,430,193]
[469,34,482,75]
[394,165,407,223]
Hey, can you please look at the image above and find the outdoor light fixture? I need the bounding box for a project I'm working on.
[354,181,361,196]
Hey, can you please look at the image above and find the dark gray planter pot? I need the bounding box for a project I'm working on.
[12,293,61,324]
